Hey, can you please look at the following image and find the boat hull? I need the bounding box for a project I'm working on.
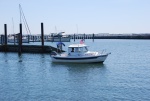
[8,39,29,43]
[51,54,108,63]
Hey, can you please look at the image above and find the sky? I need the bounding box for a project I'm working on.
[0,0,150,35]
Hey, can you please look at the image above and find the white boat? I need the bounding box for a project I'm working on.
[47,37,70,42]
[50,43,110,63]
[47,32,70,42]
[7,35,29,43]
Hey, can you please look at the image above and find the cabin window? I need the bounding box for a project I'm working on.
[71,48,74,52]
[85,47,88,51]
[78,48,81,52]
[75,48,79,52]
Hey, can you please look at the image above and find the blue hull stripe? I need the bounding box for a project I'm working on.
[53,55,107,60]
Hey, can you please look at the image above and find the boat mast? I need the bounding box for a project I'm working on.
[76,24,78,34]
[19,4,22,24]
[19,4,31,35]
[12,18,14,34]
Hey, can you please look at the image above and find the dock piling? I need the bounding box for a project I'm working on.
[93,33,94,42]
[4,24,8,51]
[41,23,44,51]
[74,33,75,42]
[18,23,22,53]
[84,33,85,41]
[4,24,7,45]
[1,35,5,45]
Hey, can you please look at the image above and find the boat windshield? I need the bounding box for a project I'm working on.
[84,47,88,52]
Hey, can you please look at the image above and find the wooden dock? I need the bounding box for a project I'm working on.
[0,45,65,53]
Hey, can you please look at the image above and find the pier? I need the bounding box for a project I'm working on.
[70,33,150,39]
[0,44,64,53]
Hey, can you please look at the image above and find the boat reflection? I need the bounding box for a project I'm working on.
[51,62,106,70]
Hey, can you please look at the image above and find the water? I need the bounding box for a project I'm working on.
[0,39,150,101]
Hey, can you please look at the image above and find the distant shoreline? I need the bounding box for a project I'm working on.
[70,34,150,39]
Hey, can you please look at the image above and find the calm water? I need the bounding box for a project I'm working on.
[0,39,150,101]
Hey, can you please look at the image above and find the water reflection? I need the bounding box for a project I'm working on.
[51,62,105,67]
[18,53,23,62]
[51,62,106,72]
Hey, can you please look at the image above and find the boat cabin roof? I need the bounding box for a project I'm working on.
[68,44,88,48]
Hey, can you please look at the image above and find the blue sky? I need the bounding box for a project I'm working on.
[0,0,150,34]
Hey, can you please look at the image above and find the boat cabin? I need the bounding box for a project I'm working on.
[68,44,88,56]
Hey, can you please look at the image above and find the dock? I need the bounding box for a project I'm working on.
[0,23,66,53]
[0,45,65,53]
[70,33,150,39]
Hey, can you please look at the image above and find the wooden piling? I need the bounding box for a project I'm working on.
[1,35,4,45]
[4,24,7,45]
[74,33,75,42]
[41,23,44,51]
[93,33,94,42]
[32,36,35,42]
[18,23,22,53]
[4,24,8,51]
[1,35,3,44]
[14,35,16,45]
[28,35,29,43]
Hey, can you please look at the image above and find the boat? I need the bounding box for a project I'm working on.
[50,42,110,63]
[7,34,29,43]
[47,32,71,42]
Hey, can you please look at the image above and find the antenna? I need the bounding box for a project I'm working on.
[55,26,57,34]
[12,18,14,34]
[76,24,78,34]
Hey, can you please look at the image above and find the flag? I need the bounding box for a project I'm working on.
[80,39,84,44]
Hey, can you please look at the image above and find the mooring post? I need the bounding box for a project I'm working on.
[14,35,16,45]
[74,33,75,42]
[41,23,44,52]
[28,35,29,43]
[18,23,22,53]
[32,36,34,42]
[4,24,8,51]
[4,24,7,45]
[1,35,4,45]
[52,33,54,42]
[0,35,1,44]
[93,33,94,42]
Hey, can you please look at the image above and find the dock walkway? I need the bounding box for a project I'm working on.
[0,45,65,53]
